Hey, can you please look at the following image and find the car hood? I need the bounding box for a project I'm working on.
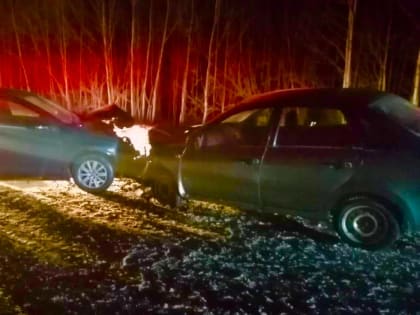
[80,104,204,157]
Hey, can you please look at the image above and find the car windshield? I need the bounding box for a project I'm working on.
[23,94,80,125]
[370,94,420,135]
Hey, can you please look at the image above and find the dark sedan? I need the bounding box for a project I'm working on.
[144,88,420,249]
[0,88,118,193]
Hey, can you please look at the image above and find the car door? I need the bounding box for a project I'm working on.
[0,97,64,178]
[259,106,362,217]
[179,107,274,209]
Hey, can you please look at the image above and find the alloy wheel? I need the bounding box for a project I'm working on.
[77,159,108,189]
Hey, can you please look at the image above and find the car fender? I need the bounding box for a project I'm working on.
[141,156,178,183]
[326,179,415,234]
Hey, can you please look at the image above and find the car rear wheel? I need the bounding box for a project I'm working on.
[72,154,114,193]
[335,197,400,250]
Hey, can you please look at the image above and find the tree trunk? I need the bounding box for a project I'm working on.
[378,1,393,91]
[343,0,357,88]
[57,2,70,108]
[150,0,170,122]
[10,2,30,90]
[212,36,219,113]
[202,0,221,123]
[129,0,137,118]
[142,1,153,121]
[221,36,228,113]
[411,49,420,106]
[100,0,116,104]
[179,0,194,124]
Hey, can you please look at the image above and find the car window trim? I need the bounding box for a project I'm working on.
[0,123,28,130]
[270,143,361,150]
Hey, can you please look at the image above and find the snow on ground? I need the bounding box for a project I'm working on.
[0,179,419,314]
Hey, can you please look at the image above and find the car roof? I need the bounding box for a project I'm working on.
[0,88,38,98]
[239,88,384,106]
[211,88,394,123]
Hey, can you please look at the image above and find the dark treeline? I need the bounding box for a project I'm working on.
[0,0,418,124]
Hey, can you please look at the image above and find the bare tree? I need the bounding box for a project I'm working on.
[202,0,221,123]
[179,0,194,125]
[56,1,71,108]
[150,0,170,122]
[343,0,357,88]
[141,1,153,121]
[129,0,138,117]
[377,14,392,91]
[0,0,417,121]
[10,1,29,90]
[221,27,229,113]
[412,49,420,106]
[97,0,117,104]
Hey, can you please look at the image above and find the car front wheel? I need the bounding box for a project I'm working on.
[335,198,400,250]
[72,154,114,193]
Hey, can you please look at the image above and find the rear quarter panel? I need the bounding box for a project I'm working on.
[330,150,420,233]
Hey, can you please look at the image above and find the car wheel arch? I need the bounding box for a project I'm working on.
[69,150,114,170]
[329,192,412,234]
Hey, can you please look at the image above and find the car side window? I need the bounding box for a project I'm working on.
[278,107,347,128]
[275,106,357,147]
[0,99,40,124]
[219,107,273,146]
[194,107,274,150]
[9,102,40,118]
[0,99,11,121]
[241,107,274,146]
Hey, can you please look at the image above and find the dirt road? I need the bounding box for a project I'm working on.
[0,179,419,314]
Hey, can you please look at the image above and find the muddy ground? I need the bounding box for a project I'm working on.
[0,179,419,314]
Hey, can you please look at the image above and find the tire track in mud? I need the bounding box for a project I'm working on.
[0,180,225,240]
[0,179,239,314]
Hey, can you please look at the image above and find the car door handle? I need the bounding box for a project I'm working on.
[34,125,49,130]
[34,125,59,132]
[239,158,260,166]
[323,160,353,169]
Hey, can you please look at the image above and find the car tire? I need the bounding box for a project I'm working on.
[152,172,181,208]
[71,154,114,193]
[335,197,400,250]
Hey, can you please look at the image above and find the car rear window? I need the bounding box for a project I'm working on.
[24,95,80,125]
[9,102,40,118]
[275,107,356,147]
[279,107,347,127]
[370,94,420,135]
